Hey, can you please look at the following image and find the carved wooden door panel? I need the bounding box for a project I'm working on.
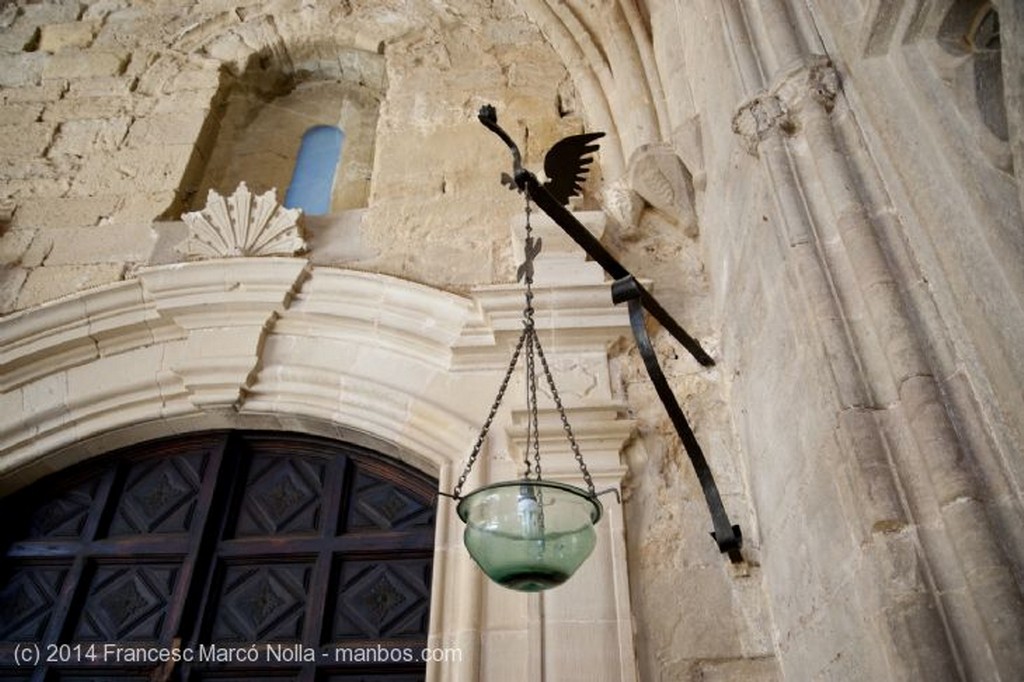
[0,432,436,682]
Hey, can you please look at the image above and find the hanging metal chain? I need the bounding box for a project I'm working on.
[449,191,596,498]
[452,326,528,499]
[525,328,543,480]
[522,196,544,480]
[534,333,595,496]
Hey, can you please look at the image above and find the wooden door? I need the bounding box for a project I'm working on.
[0,432,436,682]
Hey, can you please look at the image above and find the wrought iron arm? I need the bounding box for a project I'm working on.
[477,106,713,367]
[612,276,742,562]
[478,105,742,562]
[516,170,715,367]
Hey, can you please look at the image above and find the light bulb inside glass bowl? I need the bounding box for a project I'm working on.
[457,480,602,592]
[516,485,545,560]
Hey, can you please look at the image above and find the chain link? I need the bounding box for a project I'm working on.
[452,327,527,499]
[450,192,595,499]
[525,329,542,480]
[522,194,541,480]
[534,333,596,496]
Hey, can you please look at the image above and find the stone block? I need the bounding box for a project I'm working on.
[696,657,782,681]
[42,95,134,122]
[165,64,224,93]
[42,50,128,81]
[91,11,178,51]
[0,19,39,54]
[148,220,188,265]
[66,75,136,98]
[15,263,125,309]
[44,223,158,265]
[125,111,209,147]
[49,117,131,156]
[13,196,121,231]
[0,81,67,104]
[133,53,214,96]
[19,368,69,427]
[68,144,197,195]
[21,232,54,268]
[0,102,45,126]
[0,229,36,264]
[65,344,164,406]
[899,375,974,504]
[542,621,628,681]
[0,122,56,158]
[151,88,220,114]
[81,1,131,21]
[0,157,71,198]
[106,191,179,223]
[0,53,47,88]
[39,21,100,53]
[480,629,529,680]
[18,2,83,28]
[0,266,29,314]
[305,210,375,265]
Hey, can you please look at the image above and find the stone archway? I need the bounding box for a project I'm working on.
[0,251,637,682]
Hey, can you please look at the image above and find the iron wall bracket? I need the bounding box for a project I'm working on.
[478,105,743,562]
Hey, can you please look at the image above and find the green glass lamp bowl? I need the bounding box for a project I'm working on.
[456,480,603,592]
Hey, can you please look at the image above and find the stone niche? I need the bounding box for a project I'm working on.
[190,44,386,214]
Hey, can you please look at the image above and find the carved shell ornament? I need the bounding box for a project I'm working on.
[179,182,307,259]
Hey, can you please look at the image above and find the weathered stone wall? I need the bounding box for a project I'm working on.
[804,0,1024,605]
[520,0,1024,679]
[476,3,787,680]
[0,0,579,313]
[635,0,1024,680]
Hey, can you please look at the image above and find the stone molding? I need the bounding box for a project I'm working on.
[179,182,307,259]
[0,256,637,682]
[732,55,839,154]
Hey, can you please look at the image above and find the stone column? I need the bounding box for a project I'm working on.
[724,0,1024,678]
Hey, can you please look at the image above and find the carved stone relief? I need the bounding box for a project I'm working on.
[604,144,699,238]
[733,55,839,155]
[628,144,699,237]
[178,182,307,259]
[602,180,645,235]
[732,93,792,155]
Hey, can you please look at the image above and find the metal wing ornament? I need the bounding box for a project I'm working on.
[542,132,605,206]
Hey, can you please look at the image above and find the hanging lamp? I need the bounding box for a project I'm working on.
[444,105,744,593]
[447,190,609,592]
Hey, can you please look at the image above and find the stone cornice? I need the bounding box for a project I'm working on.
[0,257,634,488]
